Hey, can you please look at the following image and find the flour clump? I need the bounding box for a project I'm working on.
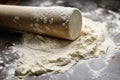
[15,17,109,78]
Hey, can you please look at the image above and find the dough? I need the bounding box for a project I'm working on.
[15,17,108,78]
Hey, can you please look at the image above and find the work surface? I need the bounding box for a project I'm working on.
[0,0,120,80]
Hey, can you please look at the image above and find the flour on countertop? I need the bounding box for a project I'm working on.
[40,1,53,7]
[115,43,120,50]
[14,17,109,78]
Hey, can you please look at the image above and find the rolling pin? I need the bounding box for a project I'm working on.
[0,5,82,40]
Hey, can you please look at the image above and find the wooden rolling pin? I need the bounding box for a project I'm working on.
[0,5,82,40]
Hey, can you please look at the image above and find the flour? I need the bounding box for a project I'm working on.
[15,17,109,78]
[14,16,19,20]
[32,7,73,24]
[115,43,120,50]
[40,1,53,7]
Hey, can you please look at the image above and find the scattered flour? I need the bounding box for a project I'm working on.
[115,43,120,50]
[14,16,19,23]
[40,1,53,7]
[14,16,19,20]
[14,17,109,78]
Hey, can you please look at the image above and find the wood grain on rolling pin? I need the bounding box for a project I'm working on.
[0,5,82,40]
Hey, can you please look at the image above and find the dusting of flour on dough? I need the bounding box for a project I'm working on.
[15,17,109,78]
